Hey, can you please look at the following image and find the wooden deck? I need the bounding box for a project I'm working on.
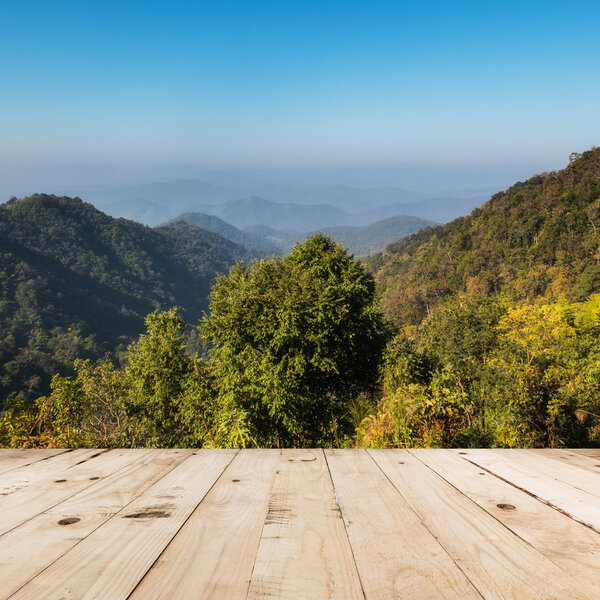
[1,449,600,599]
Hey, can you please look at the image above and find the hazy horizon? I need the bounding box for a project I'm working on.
[3,1,599,188]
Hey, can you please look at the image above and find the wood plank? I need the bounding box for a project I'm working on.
[0,449,67,475]
[0,449,191,600]
[528,448,600,476]
[454,449,600,532]
[0,448,147,536]
[572,448,600,460]
[325,449,482,600]
[11,449,238,600]
[493,448,600,498]
[411,449,600,597]
[130,449,279,600]
[247,449,363,600]
[372,449,594,600]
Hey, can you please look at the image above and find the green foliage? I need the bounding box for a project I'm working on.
[356,150,600,449]
[360,295,600,448]
[369,148,600,325]
[0,194,245,403]
[0,309,249,448]
[202,233,388,446]
[3,151,600,450]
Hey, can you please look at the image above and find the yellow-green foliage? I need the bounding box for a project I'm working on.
[359,295,600,448]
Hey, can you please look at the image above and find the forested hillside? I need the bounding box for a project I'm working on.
[368,149,600,325]
[356,149,600,449]
[2,151,600,450]
[0,195,245,402]
[168,212,282,257]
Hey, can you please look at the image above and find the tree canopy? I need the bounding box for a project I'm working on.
[202,233,388,446]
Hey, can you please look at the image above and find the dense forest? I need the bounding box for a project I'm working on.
[367,149,600,326]
[0,194,251,403]
[1,149,600,448]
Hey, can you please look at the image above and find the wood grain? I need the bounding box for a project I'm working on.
[0,448,145,536]
[3,449,600,599]
[0,449,67,475]
[528,448,600,475]
[247,449,364,600]
[11,450,237,600]
[454,449,600,532]
[570,448,600,461]
[130,449,278,600]
[325,449,482,600]
[410,449,600,598]
[493,448,600,498]
[0,449,191,600]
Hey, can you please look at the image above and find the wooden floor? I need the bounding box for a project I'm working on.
[1,449,600,599]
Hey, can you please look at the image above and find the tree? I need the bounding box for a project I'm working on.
[125,308,193,446]
[202,234,388,447]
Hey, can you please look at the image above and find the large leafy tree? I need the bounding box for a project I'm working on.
[202,234,388,447]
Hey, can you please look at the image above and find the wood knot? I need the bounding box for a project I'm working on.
[58,517,80,526]
[54,479,67,483]
[496,503,515,511]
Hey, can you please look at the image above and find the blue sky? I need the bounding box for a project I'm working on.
[1,0,599,173]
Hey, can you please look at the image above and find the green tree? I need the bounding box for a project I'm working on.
[125,308,193,446]
[202,234,388,447]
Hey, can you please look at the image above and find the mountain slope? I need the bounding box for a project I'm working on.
[312,214,436,256]
[0,195,244,401]
[167,212,281,256]
[368,149,600,325]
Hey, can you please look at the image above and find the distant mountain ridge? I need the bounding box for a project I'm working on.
[75,178,492,228]
[310,215,437,256]
[171,211,436,257]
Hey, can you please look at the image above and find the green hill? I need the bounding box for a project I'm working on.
[368,149,600,325]
[313,214,436,256]
[0,194,245,402]
[168,212,281,257]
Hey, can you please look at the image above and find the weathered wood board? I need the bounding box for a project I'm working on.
[1,448,599,599]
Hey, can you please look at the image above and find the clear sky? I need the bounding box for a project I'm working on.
[1,0,599,174]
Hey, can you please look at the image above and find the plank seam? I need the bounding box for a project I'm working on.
[409,450,600,599]
[323,449,367,600]
[496,449,600,501]
[458,454,600,535]
[243,449,282,600]
[0,449,73,475]
[4,450,192,600]
[0,450,147,540]
[125,449,241,600]
[366,450,487,600]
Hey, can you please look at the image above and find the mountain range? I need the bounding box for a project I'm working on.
[59,179,487,229]
[3,150,598,403]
